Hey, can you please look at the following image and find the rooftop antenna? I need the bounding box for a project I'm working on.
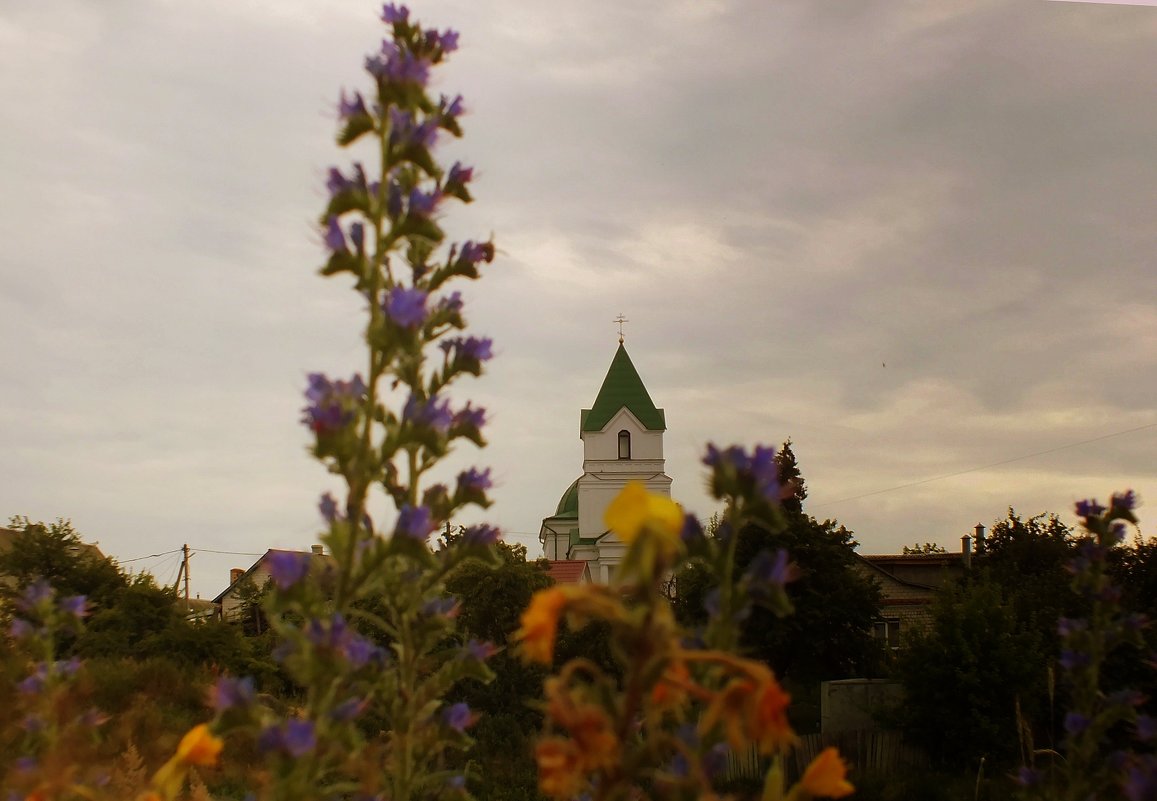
[614,313,629,344]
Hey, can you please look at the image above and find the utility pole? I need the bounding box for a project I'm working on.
[182,543,191,614]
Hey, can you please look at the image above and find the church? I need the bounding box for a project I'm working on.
[538,340,673,583]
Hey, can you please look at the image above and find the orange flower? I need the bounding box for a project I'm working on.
[751,670,795,753]
[700,664,795,755]
[544,679,619,771]
[152,724,223,799]
[516,587,569,664]
[798,747,854,798]
[175,723,223,767]
[535,737,585,799]
[650,659,691,711]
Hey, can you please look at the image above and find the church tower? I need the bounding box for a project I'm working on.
[539,341,672,582]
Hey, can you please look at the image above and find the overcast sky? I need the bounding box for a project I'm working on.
[1,0,1155,599]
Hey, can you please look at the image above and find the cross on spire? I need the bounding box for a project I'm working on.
[614,314,629,344]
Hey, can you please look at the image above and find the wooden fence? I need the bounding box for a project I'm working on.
[725,730,928,784]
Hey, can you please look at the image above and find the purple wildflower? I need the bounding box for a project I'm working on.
[367,41,430,86]
[1064,711,1091,735]
[342,634,385,668]
[331,697,368,722]
[465,639,499,661]
[408,188,440,217]
[384,286,429,330]
[302,373,365,435]
[1137,715,1157,741]
[1015,767,1040,787]
[1058,617,1087,637]
[703,443,781,503]
[381,3,409,24]
[350,222,365,251]
[447,162,473,187]
[14,756,36,773]
[19,580,54,611]
[324,216,347,253]
[18,664,49,695]
[396,505,435,540]
[439,29,459,53]
[441,336,494,364]
[704,742,730,779]
[388,107,438,150]
[338,90,368,120]
[459,240,493,266]
[1124,759,1157,801]
[440,93,464,118]
[210,676,255,712]
[447,775,466,791]
[443,702,474,732]
[438,291,464,314]
[452,402,486,432]
[463,524,501,547]
[1060,649,1091,671]
[457,467,492,495]
[9,618,34,639]
[319,492,340,524]
[1075,498,1106,518]
[258,720,317,758]
[60,595,86,618]
[747,548,796,589]
[326,167,351,197]
[422,597,459,617]
[680,513,704,544]
[268,551,310,590]
[404,394,454,432]
[1112,489,1138,511]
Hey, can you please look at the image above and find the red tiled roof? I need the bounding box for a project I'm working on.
[545,560,588,584]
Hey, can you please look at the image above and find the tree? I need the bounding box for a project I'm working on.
[1,517,126,613]
[895,576,1045,769]
[673,442,882,684]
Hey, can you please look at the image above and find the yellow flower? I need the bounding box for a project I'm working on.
[604,482,683,546]
[175,723,223,767]
[798,747,854,798]
[516,586,570,664]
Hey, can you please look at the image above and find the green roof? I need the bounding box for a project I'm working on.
[555,478,579,517]
[581,344,665,432]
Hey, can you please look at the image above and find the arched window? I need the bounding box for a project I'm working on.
[618,429,631,460]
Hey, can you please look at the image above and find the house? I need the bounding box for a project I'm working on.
[853,539,972,647]
[539,342,673,583]
[213,545,335,621]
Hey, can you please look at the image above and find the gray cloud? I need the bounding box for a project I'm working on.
[1,0,1154,596]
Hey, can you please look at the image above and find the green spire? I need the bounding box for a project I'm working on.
[581,344,665,432]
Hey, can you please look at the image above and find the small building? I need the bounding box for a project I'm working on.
[853,548,969,648]
[213,545,334,621]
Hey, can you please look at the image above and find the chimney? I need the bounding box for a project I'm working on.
[961,535,972,569]
[230,567,244,584]
[311,544,325,556]
[974,523,986,554]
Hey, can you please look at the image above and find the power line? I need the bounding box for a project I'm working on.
[119,548,183,564]
[192,548,267,557]
[812,420,1157,510]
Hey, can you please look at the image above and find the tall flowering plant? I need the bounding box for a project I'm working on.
[1020,491,1155,801]
[136,6,502,801]
[516,446,854,801]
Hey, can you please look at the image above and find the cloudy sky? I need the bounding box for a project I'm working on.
[1,0,1154,599]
